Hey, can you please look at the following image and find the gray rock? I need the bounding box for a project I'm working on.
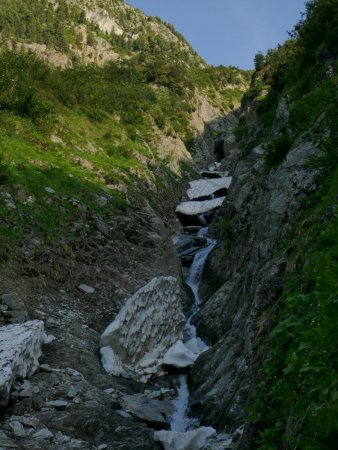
[172,235,207,256]
[44,334,57,344]
[67,387,79,399]
[33,428,54,440]
[77,284,95,294]
[22,417,40,429]
[9,420,26,437]
[69,438,88,449]
[103,388,115,395]
[115,410,133,419]
[172,235,208,264]
[0,431,17,448]
[18,380,33,398]
[119,394,174,427]
[0,292,28,323]
[46,400,68,410]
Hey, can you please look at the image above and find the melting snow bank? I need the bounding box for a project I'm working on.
[100,276,185,382]
[187,177,232,200]
[176,197,225,216]
[0,320,45,407]
[163,339,208,369]
[154,427,217,450]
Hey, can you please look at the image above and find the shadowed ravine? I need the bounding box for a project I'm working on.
[153,162,233,449]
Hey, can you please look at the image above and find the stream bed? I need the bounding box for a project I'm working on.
[169,227,216,433]
[153,164,233,449]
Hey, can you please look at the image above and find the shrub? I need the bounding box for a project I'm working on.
[264,134,293,169]
[0,153,9,185]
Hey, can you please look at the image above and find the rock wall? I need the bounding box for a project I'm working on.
[189,135,320,430]
[190,93,240,168]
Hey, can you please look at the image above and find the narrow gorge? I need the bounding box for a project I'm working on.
[0,1,337,449]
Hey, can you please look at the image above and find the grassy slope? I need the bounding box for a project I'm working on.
[0,0,251,262]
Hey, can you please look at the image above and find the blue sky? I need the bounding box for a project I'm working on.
[126,0,307,69]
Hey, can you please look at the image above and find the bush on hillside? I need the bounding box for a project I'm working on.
[264,134,293,169]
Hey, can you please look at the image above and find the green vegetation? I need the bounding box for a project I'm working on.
[263,134,293,170]
[250,168,338,449]
[0,0,250,261]
[246,1,338,447]
[254,52,265,71]
[0,0,87,52]
[239,0,338,167]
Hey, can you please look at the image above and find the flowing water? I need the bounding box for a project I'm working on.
[169,225,217,432]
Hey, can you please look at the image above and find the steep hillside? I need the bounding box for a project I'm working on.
[0,0,200,67]
[0,1,251,449]
[1,1,336,449]
[190,0,338,448]
[0,0,251,264]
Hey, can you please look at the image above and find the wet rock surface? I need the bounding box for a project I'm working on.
[189,137,321,430]
[119,393,174,428]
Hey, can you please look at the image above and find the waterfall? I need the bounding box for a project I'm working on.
[169,227,217,432]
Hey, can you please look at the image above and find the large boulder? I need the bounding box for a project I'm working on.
[100,277,185,381]
[119,394,174,428]
[187,178,232,200]
[172,235,208,266]
[0,320,45,407]
[154,427,216,450]
[0,292,28,324]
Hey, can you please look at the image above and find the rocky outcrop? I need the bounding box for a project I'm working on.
[119,394,174,428]
[189,138,320,428]
[0,292,28,324]
[0,321,45,407]
[100,276,185,381]
[191,97,240,167]
[173,235,208,266]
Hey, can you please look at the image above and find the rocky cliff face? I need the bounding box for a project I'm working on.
[189,99,325,434]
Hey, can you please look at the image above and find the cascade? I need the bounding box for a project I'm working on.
[153,163,233,449]
[168,229,216,434]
